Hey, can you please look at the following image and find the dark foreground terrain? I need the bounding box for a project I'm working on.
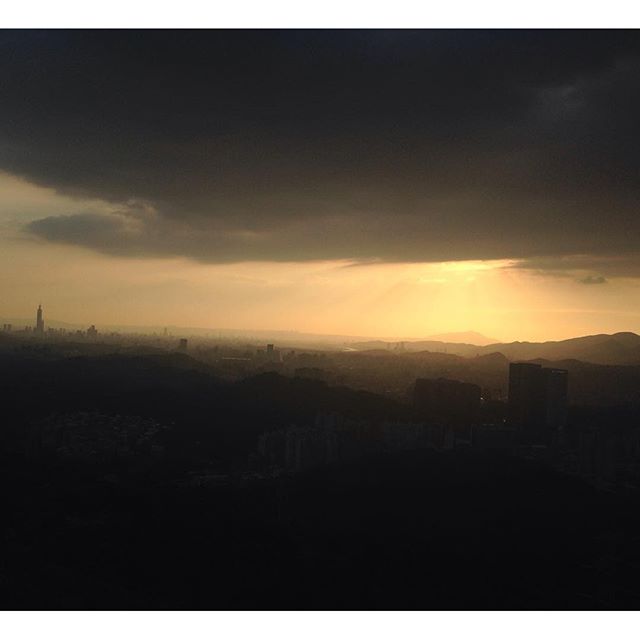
[2,347,640,609]
[2,447,640,609]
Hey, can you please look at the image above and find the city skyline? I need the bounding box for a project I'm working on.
[8,300,640,345]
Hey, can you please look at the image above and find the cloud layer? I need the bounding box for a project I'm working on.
[2,30,640,268]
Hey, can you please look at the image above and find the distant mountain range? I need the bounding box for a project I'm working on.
[3,313,640,366]
[421,331,498,346]
[350,332,640,366]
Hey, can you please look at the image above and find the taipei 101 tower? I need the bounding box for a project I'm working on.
[35,304,44,334]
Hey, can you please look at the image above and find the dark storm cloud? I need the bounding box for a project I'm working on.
[2,30,640,265]
[508,254,640,280]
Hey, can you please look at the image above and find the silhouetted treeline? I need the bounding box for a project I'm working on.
[0,351,407,467]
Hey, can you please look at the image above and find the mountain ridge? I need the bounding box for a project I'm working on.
[350,332,640,366]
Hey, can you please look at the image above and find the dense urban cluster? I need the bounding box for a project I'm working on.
[4,305,640,491]
[3,306,640,608]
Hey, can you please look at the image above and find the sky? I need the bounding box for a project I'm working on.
[2,30,640,342]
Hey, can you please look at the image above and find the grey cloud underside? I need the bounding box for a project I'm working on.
[2,30,640,268]
[508,255,640,280]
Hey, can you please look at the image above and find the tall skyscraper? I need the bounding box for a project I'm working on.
[508,363,568,443]
[35,304,44,334]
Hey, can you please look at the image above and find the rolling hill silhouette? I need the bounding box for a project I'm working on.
[352,332,640,366]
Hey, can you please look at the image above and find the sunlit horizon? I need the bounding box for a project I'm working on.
[2,169,640,343]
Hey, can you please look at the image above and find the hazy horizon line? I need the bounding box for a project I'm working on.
[3,314,640,346]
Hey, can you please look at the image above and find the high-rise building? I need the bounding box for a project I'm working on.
[35,304,44,334]
[508,362,568,443]
[87,325,98,339]
[507,363,545,428]
[264,343,282,363]
[542,367,569,432]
